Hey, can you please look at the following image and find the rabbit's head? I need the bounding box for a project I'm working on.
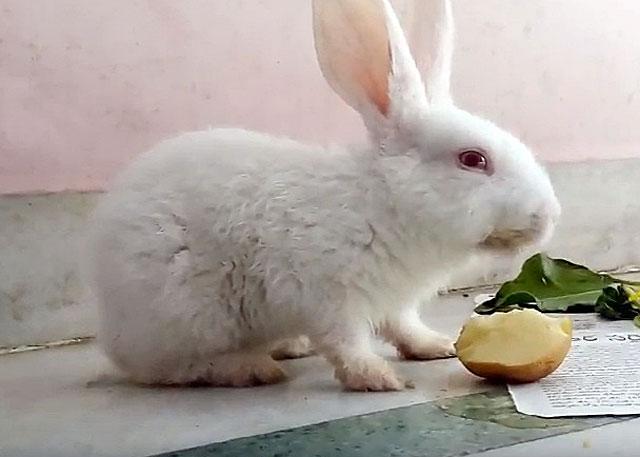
[313,0,560,254]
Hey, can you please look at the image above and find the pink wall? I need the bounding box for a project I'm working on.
[2,0,640,194]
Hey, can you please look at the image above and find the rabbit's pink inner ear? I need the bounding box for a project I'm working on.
[354,62,390,116]
[312,0,392,117]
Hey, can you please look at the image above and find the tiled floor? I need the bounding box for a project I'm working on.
[2,292,639,457]
[471,417,640,457]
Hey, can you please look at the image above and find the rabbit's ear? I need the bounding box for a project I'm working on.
[400,0,454,105]
[312,0,428,138]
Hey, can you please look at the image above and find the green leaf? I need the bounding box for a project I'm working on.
[594,284,640,327]
[475,253,619,314]
[595,285,639,320]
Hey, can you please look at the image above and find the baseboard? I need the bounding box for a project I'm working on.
[0,192,100,347]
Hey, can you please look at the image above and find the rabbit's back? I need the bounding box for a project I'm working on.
[87,128,382,378]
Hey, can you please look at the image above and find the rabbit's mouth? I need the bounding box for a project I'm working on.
[479,228,541,252]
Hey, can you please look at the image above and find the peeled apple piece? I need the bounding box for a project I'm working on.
[455,309,572,383]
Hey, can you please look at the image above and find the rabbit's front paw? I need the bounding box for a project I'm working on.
[381,312,456,361]
[397,332,456,360]
[334,356,404,392]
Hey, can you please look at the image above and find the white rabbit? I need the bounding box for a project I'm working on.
[87,0,560,391]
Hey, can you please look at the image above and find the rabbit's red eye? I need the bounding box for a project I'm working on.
[458,149,488,172]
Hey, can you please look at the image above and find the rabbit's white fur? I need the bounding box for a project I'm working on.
[87,0,560,390]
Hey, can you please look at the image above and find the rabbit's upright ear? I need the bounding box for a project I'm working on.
[312,0,428,139]
[400,0,455,105]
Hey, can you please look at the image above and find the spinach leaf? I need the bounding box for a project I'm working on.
[595,285,640,328]
[475,253,619,314]
[595,285,639,320]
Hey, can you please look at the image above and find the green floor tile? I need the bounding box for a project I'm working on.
[153,388,633,457]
